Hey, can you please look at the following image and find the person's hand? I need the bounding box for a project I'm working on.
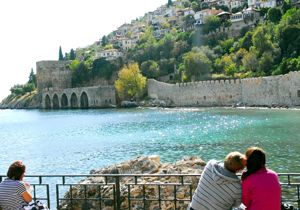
[23,181,32,193]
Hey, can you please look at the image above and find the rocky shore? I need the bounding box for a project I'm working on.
[0,92,40,109]
[59,156,206,210]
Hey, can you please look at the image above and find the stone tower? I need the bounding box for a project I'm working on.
[36,60,72,92]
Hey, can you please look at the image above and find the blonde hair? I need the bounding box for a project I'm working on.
[224,151,245,173]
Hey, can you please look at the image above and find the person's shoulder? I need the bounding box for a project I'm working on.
[206,159,220,167]
[266,168,279,177]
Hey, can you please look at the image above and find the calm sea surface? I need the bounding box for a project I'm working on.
[0,107,300,175]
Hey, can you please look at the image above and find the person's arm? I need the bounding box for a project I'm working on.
[17,181,33,203]
[22,191,33,203]
[241,179,251,208]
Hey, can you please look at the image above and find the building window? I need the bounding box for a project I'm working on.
[298,90,300,97]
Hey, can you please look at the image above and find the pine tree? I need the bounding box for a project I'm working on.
[28,68,36,86]
[168,0,173,7]
[70,49,76,60]
[59,46,64,61]
[101,36,108,47]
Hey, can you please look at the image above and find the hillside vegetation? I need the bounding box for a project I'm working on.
[66,1,299,89]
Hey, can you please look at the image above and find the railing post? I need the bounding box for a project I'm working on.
[115,176,121,210]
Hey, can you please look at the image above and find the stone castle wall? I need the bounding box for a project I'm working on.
[36,60,300,108]
[36,60,116,109]
[36,60,72,92]
[148,71,300,107]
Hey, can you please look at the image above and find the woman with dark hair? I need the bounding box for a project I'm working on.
[0,160,32,210]
[241,147,281,210]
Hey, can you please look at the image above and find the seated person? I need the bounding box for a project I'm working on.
[0,160,32,210]
[189,151,246,210]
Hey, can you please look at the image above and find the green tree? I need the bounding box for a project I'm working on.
[28,68,36,86]
[268,8,282,23]
[115,63,147,100]
[202,16,222,34]
[140,60,160,78]
[242,51,258,73]
[272,56,300,75]
[278,25,300,57]
[252,26,273,57]
[59,46,64,61]
[168,0,173,7]
[91,58,118,79]
[69,60,89,86]
[70,49,76,60]
[101,35,108,47]
[23,83,35,93]
[258,52,274,75]
[281,1,292,14]
[182,48,212,81]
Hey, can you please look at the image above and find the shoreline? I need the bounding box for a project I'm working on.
[1,105,300,111]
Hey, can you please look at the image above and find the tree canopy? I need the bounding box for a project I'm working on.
[115,63,147,100]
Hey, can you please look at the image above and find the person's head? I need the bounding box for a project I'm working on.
[7,160,26,180]
[224,151,246,173]
[242,147,266,180]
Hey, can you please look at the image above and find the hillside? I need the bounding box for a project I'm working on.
[64,0,300,88]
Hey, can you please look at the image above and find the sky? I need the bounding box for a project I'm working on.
[0,0,166,101]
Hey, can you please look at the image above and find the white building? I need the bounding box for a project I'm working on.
[95,49,123,60]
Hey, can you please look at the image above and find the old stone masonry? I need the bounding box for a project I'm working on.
[37,60,300,109]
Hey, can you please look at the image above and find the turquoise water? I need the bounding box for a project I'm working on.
[0,108,300,175]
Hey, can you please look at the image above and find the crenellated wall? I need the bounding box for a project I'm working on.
[148,71,300,107]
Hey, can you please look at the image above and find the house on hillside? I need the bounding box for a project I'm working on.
[118,38,137,51]
[95,49,123,61]
[116,23,132,37]
[183,8,195,16]
[248,0,277,7]
[223,0,244,9]
[229,7,260,34]
[194,9,223,25]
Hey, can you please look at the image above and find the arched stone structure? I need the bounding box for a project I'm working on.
[53,94,59,109]
[61,93,68,108]
[70,93,78,108]
[41,85,116,109]
[45,94,51,109]
[80,92,89,108]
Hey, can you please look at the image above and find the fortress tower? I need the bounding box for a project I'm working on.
[36,60,72,92]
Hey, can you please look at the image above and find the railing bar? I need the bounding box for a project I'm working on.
[190,184,193,201]
[174,185,177,209]
[46,184,50,209]
[56,184,59,210]
[298,185,300,209]
[128,185,131,210]
[33,185,36,200]
[84,185,87,209]
[98,185,102,210]
[143,185,147,210]
[158,185,161,209]
[113,185,116,210]
[39,176,42,184]
[70,185,73,209]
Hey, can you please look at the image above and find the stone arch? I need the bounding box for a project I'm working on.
[53,94,59,109]
[70,93,78,108]
[45,94,51,109]
[80,92,89,108]
[61,93,68,108]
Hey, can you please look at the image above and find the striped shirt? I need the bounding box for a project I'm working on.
[190,160,242,210]
[0,178,27,210]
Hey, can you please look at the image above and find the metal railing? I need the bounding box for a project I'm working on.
[1,173,300,210]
